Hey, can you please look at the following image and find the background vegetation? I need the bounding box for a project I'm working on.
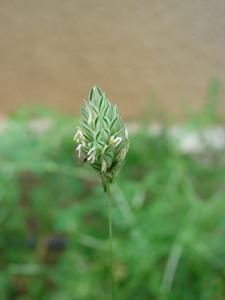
[0,98,225,299]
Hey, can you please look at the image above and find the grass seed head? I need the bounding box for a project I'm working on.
[74,86,129,191]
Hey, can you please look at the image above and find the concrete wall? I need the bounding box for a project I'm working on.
[0,0,224,119]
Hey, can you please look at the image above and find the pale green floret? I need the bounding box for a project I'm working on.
[87,109,92,125]
[74,86,129,192]
[74,128,84,143]
[76,144,82,158]
[109,135,123,146]
[87,147,96,163]
[101,160,107,172]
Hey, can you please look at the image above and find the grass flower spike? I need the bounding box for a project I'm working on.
[74,86,129,192]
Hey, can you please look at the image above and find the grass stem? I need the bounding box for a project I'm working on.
[107,190,115,300]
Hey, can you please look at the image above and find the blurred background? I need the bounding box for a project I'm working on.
[0,1,225,299]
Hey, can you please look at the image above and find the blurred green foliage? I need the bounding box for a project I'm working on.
[0,107,225,300]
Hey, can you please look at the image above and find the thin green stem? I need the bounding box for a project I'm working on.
[107,190,115,300]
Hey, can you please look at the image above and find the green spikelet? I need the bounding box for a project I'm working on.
[74,86,129,192]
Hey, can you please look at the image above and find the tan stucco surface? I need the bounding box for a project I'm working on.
[0,0,224,119]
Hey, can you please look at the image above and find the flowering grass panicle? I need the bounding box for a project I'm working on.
[74,86,129,192]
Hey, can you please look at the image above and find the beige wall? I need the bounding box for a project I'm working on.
[0,0,224,119]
